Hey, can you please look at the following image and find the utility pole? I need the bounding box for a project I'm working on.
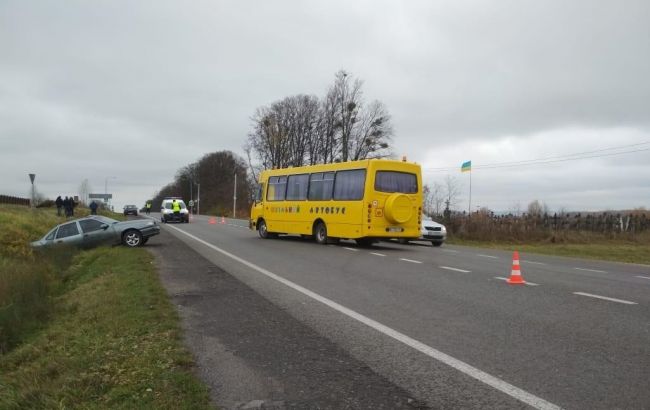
[196,183,200,216]
[233,172,237,218]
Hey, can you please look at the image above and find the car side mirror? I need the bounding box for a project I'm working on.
[101,223,109,230]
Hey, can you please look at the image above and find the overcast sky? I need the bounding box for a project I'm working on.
[2,0,648,212]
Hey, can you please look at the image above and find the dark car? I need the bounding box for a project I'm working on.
[124,205,138,216]
[31,215,160,249]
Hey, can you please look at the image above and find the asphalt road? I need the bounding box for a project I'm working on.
[148,213,650,409]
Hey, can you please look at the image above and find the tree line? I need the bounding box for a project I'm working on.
[244,70,394,180]
[151,151,253,217]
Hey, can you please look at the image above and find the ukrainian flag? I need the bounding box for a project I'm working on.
[461,160,472,172]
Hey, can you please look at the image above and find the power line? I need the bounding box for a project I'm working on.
[423,141,650,173]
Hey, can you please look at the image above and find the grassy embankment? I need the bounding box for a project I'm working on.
[447,233,650,265]
[0,205,212,409]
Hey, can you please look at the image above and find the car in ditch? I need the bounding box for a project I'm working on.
[31,215,160,249]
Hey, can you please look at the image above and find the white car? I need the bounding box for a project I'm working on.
[160,197,189,223]
[399,215,447,246]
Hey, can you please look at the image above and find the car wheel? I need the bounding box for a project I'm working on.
[314,222,328,245]
[123,230,143,247]
[432,241,443,247]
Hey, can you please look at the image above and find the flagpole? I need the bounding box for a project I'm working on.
[469,169,472,217]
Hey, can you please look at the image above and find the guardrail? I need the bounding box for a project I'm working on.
[0,195,30,206]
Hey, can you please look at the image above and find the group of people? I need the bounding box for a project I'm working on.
[55,195,76,217]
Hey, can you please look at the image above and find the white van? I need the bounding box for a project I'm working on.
[160,197,189,223]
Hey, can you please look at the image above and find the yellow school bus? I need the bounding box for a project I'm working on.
[249,159,423,246]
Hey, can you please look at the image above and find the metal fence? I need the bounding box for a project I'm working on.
[0,195,30,206]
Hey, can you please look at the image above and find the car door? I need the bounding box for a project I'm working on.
[79,218,113,248]
[53,221,83,246]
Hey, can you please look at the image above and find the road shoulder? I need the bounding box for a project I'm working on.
[148,229,428,409]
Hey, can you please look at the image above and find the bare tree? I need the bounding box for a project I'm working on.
[444,174,462,211]
[349,100,393,160]
[430,181,445,216]
[330,70,363,162]
[244,69,395,172]
[527,200,549,217]
[78,178,92,205]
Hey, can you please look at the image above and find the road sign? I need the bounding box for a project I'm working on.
[188,200,194,207]
[89,193,112,199]
[29,173,35,184]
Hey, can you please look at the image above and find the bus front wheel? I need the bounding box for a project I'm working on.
[258,219,275,239]
[314,222,328,245]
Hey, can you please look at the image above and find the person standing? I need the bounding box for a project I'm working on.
[55,196,63,216]
[145,201,151,215]
[69,196,76,216]
[89,200,98,215]
[172,199,181,219]
[63,196,70,217]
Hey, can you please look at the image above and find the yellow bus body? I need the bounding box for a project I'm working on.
[249,159,423,243]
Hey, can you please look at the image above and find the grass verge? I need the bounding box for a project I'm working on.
[447,238,650,265]
[0,205,212,408]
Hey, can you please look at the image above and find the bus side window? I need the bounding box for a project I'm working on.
[267,176,287,201]
[333,169,366,200]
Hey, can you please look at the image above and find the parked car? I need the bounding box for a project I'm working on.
[160,197,189,223]
[31,215,160,249]
[399,215,447,246]
[123,205,138,216]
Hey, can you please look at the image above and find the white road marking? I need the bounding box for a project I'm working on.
[573,292,637,305]
[636,275,650,280]
[524,261,546,266]
[400,258,423,264]
[477,254,499,259]
[494,277,540,286]
[441,249,460,253]
[370,252,386,257]
[165,224,561,410]
[343,247,359,252]
[575,267,607,273]
[440,266,471,273]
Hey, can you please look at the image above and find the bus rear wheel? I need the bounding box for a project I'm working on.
[314,222,328,245]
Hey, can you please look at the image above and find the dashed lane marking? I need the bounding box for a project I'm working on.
[573,292,637,305]
[477,254,499,259]
[370,252,386,257]
[165,224,561,410]
[524,261,546,265]
[400,258,423,264]
[494,277,540,286]
[636,275,650,280]
[440,266,471,273]
[575,267,607,273]
[343,247,359,252]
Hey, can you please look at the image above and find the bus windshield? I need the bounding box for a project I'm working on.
[374,171,418,193]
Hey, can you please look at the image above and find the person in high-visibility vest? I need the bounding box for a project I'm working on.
[145,201,152,215]
[172,199,181,219]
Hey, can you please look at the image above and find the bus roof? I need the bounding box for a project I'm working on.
[259,158,420,179]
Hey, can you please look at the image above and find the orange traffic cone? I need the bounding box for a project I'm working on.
[507,251,526,284]
[220,216,226,224]
[209,216,216,225]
